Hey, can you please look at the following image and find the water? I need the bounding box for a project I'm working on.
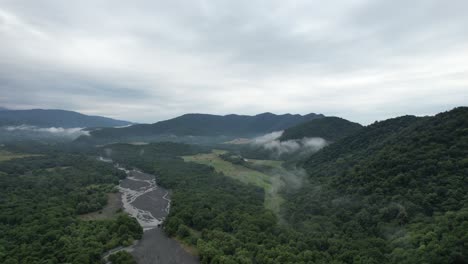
[100,157,199,264]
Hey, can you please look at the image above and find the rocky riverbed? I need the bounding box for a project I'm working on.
[101,157,198,264]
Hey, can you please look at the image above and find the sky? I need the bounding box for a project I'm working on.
[0,0,467,124]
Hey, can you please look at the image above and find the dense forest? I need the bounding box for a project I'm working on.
[103,143,308,263]
[80,112,324,143]
[0,153,142,264]
[279,116,363,141]
[0,107,466,263]
[103,107,468,263]
[0,109,132,128]
[284,107,468,263]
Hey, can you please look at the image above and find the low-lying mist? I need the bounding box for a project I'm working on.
[252,131,327,158]
[0,125,89,141]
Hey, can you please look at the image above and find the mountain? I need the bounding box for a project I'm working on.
[283,107,468,263]
[279,116,363,141]
[0,109,133,128]
[82,112,324,142]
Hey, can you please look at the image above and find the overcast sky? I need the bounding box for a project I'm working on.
[0,0,467,124]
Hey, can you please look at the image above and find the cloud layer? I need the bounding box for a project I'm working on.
[252,131,327,157]
[1,0,467,123]
[2,125,89,138]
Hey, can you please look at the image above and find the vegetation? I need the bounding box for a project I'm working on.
[1,107,467,263]
[104,107,468,263]
[183,150,272,190]
[81,112,323,143]
[0,150,38,161]
[108,251,137,264]
[0,109,132,128]
[0,154,142,264]
[279,116,363,141]
[78,193,122,221]
[183,150,285,213]
[283,107,468,263]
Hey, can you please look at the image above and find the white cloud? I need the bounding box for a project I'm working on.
[0,0,467,123]
[3,125,89,138]
[252,131,327,157]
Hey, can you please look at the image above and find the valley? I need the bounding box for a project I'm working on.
[2,1,467,263]
[0,107,466,264]
[106,160,198,264]
[182,149,285,213]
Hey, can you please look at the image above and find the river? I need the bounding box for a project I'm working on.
[99,157,199,264]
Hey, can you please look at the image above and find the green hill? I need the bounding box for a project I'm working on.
[81,112,324,143]
[283,107,468,263]
[279,116,363,141]
[0,109,132,128]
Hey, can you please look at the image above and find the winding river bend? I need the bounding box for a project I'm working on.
[100,157,199,264]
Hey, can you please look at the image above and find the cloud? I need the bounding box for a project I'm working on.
[252,131,327,157]
[2,125,89,138]
[0,1,467,124]
[252,131,284,145]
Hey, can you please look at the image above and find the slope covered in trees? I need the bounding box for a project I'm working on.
[82,112,324,143]
[0,154,142,264]
[0,109,132,128]
[279,116,363,141]
[283,107,468,263]
[99,107,468,263]
[1,107,467,263]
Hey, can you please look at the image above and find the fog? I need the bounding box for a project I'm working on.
[252,131,327,158]
[1,125,89,139]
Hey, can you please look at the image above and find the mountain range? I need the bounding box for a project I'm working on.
[81,112,325,143]
[0,109,133,128]
[279,116,363,141]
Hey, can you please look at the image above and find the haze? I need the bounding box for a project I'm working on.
[1,0,467,124]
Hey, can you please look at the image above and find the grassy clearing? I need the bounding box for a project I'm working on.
[245,158,283,169]
[79,193,122,221]
[0,150,38,162]
[183,150,272,190]
[182,150,285,213]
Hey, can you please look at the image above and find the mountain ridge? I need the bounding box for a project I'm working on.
[82,112,325,143]
[282,107,468,263]
[0,109,133,128]
[279,116,363,141]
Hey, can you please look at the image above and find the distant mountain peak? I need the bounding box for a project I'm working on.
[83,112,325,143]
[0,109,133,128]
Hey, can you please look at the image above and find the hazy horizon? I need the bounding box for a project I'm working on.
[1,1,467,124]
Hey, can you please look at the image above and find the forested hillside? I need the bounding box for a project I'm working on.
[82,112,324,143]
[283,107,468,263]
[0,107,466,264]
[279,116,363,141]
[0,109,132,128]
[0,154,142,264]
[100,143,286,263]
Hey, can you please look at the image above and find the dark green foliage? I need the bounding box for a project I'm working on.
[2,106,467,263]
[106,143,309,263]
[283,107,468,263]
[108,251,136,264]
[0,109,132,128]
[0,155,142,264]
[279,116,363,141]
[83,112,324,143]
[106,106,468,264]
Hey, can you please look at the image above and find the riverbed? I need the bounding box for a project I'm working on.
[101,157,198,264]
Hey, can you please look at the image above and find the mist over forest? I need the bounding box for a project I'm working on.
[1,1,467,263]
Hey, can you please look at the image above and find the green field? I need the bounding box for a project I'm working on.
[0,150,37,161]
[182,150,285,213]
